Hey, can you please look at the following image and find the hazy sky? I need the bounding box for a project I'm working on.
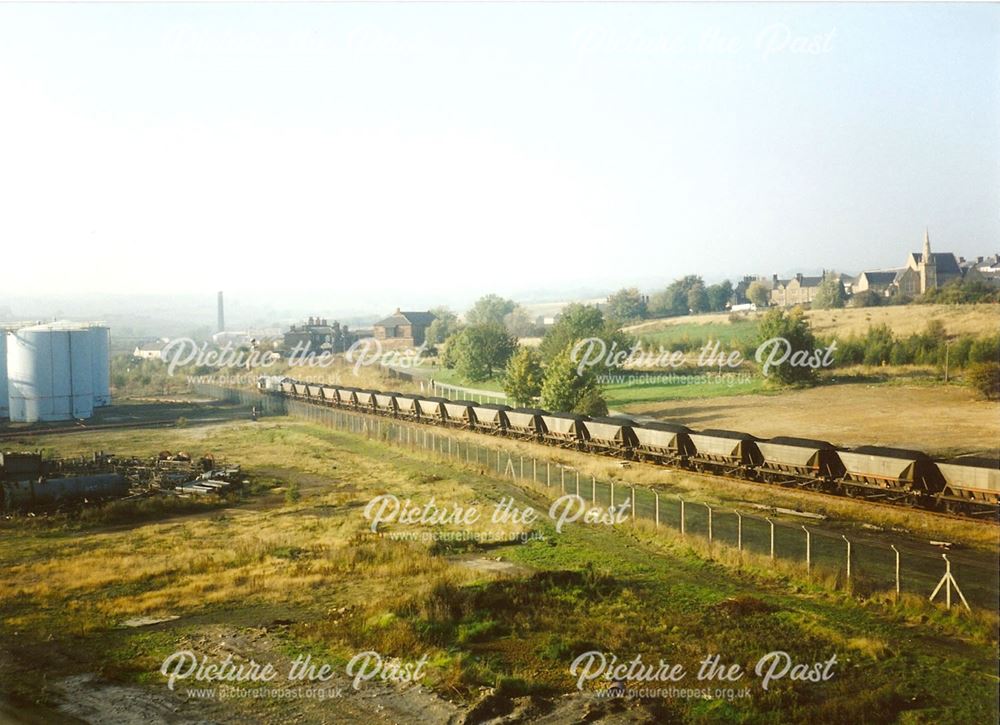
[1,3,997,304]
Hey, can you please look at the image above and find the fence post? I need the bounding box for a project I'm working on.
[735,511,742,551]
[575,474,580,498]
[654,491,660,527]
[610,481,615,509]
[591,476,596,503]
[929,553,970,612]
[561,466,565,493]
[766,517,774,560]
[802,526,811,573]
[519,456,524,480]
[630,487,635,523]
[890,544,900,600]
[533,458,537,483]
[546,461,550,486]
[842,535,851,583]
[679,496,685,536]
[705,504,713,542]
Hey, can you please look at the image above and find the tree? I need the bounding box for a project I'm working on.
[746,281,770,308]
[813,273,846,309]
[967,362,1000,400]
[849,290,882,308]
[503,306,536,338]
[425,307,461,346]
[502,347,544,406]
[465,294,516,327]
[540,346,607,414]
[537,303,633,365]
[687,283,709,314]
[706,280,734,312]
[605,288,647,323]
[862,324,894,366]
[756,308,819,385]
[450,323,517,382]
[648,275,705,317]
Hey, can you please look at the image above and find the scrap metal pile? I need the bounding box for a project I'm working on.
[0,450,246,512]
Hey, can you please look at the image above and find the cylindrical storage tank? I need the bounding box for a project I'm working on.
[0,330,8,419]
[69,329,94,419]
[7,323,96,423]
[8,328,56,422]
[89,326,111,407]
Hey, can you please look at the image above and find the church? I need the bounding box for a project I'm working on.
[854,230,963,298]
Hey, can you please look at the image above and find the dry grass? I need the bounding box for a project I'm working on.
[624,303,1000,339]
[621,380,1000,457]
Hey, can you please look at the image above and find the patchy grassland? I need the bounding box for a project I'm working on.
[624,303,1000,340]
[0,417,997,723]
[621,380,1000,458]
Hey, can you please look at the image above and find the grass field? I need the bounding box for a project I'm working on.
[1,417,997,723]
[621,379,1000,457]
[624,303,1000,341]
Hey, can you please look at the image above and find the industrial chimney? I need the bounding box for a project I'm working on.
[217,291,225,333]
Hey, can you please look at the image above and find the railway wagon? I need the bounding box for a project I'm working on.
[936,458,1000,505]
[583,417,638,456]
[416,397,450,422]
[306,384,325,400]
[756,436,845,482]
[1,473,128,511]
[335,387,359,407]
[394,394,424,419]
[357,389,381,411]
[540,413,589,447]
[280,381,296,396]
[443,400,478,428]
[373,392,399,415]
[506,408,548,440]
[292,382,310,397]
[838,446,943,494]
[320,386,339,405]
[470,403,510,434]
[631,422,694,464]
[688,429,762,471]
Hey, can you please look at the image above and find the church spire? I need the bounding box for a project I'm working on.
[923,227,931,261]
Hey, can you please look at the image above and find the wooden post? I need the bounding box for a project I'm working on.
[802,526,811,573]
[654,491,660,527]
[735,511,742,551]
[766,518,774,560]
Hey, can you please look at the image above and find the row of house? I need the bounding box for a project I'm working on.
[759,231,997,307]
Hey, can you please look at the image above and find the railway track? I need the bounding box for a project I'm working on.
[268,384,999,524]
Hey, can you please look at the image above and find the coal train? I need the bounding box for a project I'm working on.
[261,377,1000,519]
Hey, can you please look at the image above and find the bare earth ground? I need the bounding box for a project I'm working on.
[622,382,1000,457]
[624,303,1000,339]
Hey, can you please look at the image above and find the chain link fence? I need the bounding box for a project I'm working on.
[195,384,996,611]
